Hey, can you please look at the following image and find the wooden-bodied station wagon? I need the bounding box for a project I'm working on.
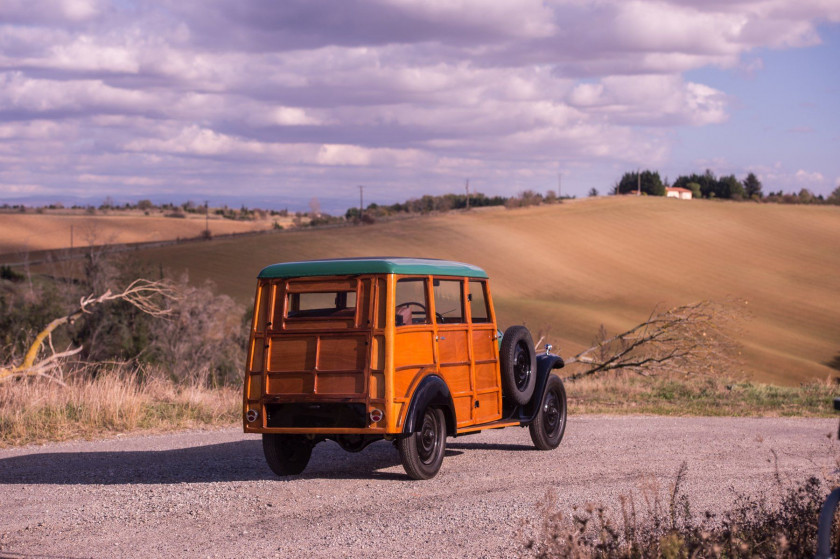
[243,257,567,479]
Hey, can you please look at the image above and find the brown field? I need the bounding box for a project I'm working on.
[29,197,840,385]
[0,210,291,255]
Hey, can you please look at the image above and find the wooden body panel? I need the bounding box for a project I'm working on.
[243,270,505,436]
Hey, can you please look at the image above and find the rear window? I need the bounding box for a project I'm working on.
[287,291,357,318]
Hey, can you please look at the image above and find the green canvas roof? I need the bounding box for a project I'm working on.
[258,257,488,279]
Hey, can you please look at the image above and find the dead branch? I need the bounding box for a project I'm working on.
[562,300,741,381]
[0,279,178,385]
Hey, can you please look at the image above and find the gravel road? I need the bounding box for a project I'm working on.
[0,416,836,559]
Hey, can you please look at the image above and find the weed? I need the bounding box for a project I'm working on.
[523,462,839,558]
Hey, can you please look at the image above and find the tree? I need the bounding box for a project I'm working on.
[588,188,599,197]
[686,182,701,198]
[743,173,763,199]
[615,170,665,196]
[716,175,745,200]
[828,185,840,205]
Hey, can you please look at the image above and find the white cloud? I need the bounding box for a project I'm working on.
[0,0,837,205]
[795,169,825,183]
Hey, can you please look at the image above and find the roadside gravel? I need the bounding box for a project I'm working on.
[0,416,836,559]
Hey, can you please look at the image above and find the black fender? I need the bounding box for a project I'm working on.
[523,354,565,422]
[403,374,457,437]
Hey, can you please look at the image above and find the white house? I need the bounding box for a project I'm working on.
[665,187,693,200]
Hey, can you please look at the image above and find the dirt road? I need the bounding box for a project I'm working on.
[0,416,836,558]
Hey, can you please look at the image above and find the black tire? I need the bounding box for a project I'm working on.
[529,375,567,450]
[262,434,313,476]
[500,325,537,405]
[397,407,446,480]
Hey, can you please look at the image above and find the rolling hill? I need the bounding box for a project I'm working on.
[98,197,840,385]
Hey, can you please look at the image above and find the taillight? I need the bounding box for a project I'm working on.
[369,409,384,424]
[246,409,259,423]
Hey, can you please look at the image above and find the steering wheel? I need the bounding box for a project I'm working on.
[396,301,426,325]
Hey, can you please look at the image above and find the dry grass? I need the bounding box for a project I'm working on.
[0,367,240,448]
[565,372,840,417]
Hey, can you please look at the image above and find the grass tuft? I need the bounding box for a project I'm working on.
[0,366,240,448]
[565,372,840,417]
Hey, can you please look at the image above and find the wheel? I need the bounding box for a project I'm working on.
[397,407,446,480]
[529,375,567,450]
[262,434,313,476]
[499,325,537,405]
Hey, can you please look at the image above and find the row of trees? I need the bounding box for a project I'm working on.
[615,169,840,204]
[614,169,761,199]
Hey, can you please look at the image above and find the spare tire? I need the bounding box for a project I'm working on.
[499,325,536,405]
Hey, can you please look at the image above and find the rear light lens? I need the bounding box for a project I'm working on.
[369,409,383,424]
[246,409,259,423]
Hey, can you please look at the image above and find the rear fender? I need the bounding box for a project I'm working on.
[403,374,457,437]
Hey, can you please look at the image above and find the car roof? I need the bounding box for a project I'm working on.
[258,257,489,279]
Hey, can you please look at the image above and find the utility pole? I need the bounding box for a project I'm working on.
[465,179,470,211]
[204,200,209,236]
[358,185,364,221]
[558,173,562,199]
[637,169,641,196]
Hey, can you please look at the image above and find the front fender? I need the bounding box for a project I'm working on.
[403,374,457,437]
[523,354,565,420]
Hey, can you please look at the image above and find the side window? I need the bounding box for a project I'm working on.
[395,278,429,326]
[433,279,464,324]
[468,280,490,323]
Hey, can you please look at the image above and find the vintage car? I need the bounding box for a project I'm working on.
[243,257,567,479]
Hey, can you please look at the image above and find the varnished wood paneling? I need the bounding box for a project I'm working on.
[284,319,356,330]
[453,395,473,426]
[359,278,372,327]
[286,279,357,293]
[318,336,366,371]
[317,372,365,395]
[268,337,316,371]
[475,391,501,423]
[471,329,496,362]
[375,277,387,329]
[249,338,264,373]
[254,282,271,332]
[369,372,385,399]
[267,373,314,394]
[370,335,385,371]
[394,368,422,401]
[394,330,435,369]
[440,364,471,394]
[475,362,500,390]
[437,330,470,365]
[247,374,262,400]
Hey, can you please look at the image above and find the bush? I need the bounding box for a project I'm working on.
[523,463,837,558]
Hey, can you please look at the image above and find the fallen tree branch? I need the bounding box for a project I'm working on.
[0,279,178,385]
[561,300,740,381]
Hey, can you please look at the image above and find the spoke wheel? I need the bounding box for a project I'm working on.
[529,375,567,450]
[500,325,536,405]
[398,407,446,480]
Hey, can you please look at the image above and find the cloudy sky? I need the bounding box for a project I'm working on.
[1,0,838,212]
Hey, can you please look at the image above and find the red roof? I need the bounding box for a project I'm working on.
[666,187,692,193]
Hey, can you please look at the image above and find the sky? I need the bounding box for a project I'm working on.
[0,0,839,213]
